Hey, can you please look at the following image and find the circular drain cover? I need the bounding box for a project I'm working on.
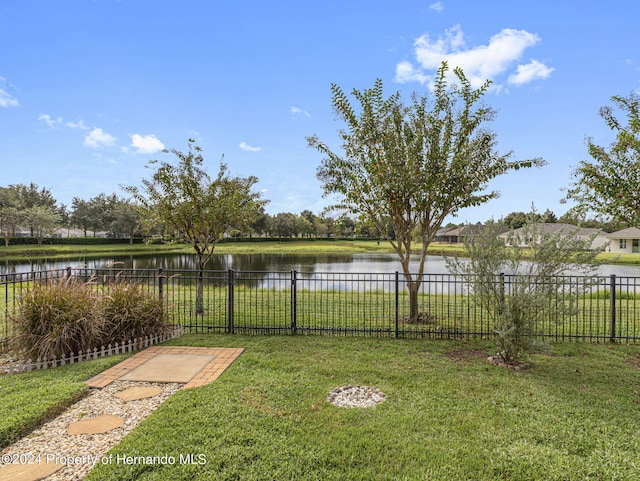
[327,385,386,408]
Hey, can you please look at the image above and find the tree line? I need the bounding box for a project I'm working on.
[0,182,393,246]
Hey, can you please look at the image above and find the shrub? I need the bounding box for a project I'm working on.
[11,278,103,361]
[11,276,170,361]
[102,280,170,345]
[447,213,601,364]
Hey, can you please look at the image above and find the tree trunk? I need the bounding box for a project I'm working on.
[196,269,205,315]
[407,280,421,322]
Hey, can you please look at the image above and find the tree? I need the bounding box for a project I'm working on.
[300,210,321,238]
[70,197,93,237]
[0,187,21,246]
[541,209,557,223]
[127,139,267,313]
[110,199,142,243]
[566,93,640,227]
[250,207,270,237]
[71,193,119,237]
[26,205,61,245]
[308,61,545,321]
[13,183,57,236]
[295,215,314,238]
[447,214,600,364]
[269,212,297,238]
[503,211,527,230]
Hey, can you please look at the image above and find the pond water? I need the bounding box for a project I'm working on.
[1,252,640,278]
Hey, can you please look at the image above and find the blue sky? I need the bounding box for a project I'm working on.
[1,0,639,223]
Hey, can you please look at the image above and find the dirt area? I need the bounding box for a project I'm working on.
[444,348,487,363]
[626,353,640,370]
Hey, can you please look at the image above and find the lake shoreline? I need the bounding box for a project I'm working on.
[0,239,639,267]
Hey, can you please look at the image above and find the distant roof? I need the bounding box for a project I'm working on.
[605,227,640,238]
[507,223,603,237]
[436,224,507,237]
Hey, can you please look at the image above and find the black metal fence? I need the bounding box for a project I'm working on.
[2,267,639,350]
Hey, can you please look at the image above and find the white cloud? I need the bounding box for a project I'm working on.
[395,61,431,84]
[508,59,555,85]
[38,113,63,128]
[0,77,18,107]
[290,106,311,118]
[84,128,116,148]
[429,1,444,12]
[0,89,18,108]
[66,119,89,130]
[130,133,165,154]
[395,24,553,89]
[239,141,262,152]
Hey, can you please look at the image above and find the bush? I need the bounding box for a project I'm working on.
[11,276,170,361]
[11,278,103,361]
[447,214,601,364]
[102,280,170,345]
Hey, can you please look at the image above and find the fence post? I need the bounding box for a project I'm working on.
[158,268,164,299]
[291,270,297,335]
[395,271,399,338]
[498,273,505,316]
[228,269,235,334]
[610,274,616,342]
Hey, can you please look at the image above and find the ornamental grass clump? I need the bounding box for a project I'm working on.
[11,275,170,361]
[101,279,170,345]
[11,277,103,361]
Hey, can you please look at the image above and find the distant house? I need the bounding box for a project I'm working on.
[498,223,608,250]
[434,226,460,243]
[605,227,640,254]
[434,224,507,244]
[12,226,32,237]
[53,227,88,238]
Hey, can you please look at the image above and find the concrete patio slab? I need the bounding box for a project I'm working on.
[120,353,215,383]
[85,346,244,389]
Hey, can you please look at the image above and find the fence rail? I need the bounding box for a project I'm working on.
[1,267,639,350]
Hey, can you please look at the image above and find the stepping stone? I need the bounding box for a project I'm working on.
[0,461,62,481]
[67,414,124,435]
[119,354,215,383]
[114,386,162,401]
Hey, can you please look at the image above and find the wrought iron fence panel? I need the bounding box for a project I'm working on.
[2,267,640,351]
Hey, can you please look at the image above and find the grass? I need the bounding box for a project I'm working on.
[0,240,396,263]
[0,242,189,263]
[74,334,640,481]
[161,283,638,342]
[0,354,128,448]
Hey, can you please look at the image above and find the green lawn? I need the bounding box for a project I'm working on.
[69,334,640,481]
[160,283,637,342]
[0,239,396,262]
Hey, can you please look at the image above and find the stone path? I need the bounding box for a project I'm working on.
[0,346,243,481]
